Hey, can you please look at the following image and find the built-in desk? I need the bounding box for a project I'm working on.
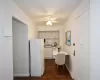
[53,50,68,59]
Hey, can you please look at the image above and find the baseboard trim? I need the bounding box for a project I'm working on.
[65,64,73,79]
[14,73,29,77]
[44,57,53,59]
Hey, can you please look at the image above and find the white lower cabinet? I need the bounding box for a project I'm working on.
[44,48,53,59]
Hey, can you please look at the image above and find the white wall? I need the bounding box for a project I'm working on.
[12,2,37,40]
[64,0,90,80]
[0,0,13,80]
[12,19,29,76]
[0,1,36,80]
[90,0,100,80]
[37,25,65,50]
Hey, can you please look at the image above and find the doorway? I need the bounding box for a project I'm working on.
[12,18,29,78]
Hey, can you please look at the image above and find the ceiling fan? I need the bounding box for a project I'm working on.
[33,14,60,25]
[42,16,59,25]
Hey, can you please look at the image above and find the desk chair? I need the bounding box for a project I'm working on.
[55,53,65,69]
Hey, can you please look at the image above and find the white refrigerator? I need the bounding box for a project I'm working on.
[30,39,45,77]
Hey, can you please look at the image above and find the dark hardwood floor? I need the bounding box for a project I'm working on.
[14,59,72,80]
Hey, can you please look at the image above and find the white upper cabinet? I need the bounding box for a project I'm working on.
[38,31,59,39]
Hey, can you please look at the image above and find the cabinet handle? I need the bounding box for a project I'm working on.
[73,50,75,56]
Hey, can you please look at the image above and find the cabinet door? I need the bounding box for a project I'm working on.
[44,48,53,59]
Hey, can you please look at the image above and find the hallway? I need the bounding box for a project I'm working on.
[14,59,72,80]
[0,0,94,80]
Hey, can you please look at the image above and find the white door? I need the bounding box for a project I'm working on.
[71,18,80,80]
[79,11,89,80]
[12,19,29,76]
[71,11,89,80]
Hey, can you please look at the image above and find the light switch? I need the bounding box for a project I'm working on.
[4,27,12,37]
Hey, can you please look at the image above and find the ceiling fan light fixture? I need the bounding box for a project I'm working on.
[46,20,52,26]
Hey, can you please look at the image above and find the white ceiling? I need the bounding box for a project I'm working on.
[13,0,81,25]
